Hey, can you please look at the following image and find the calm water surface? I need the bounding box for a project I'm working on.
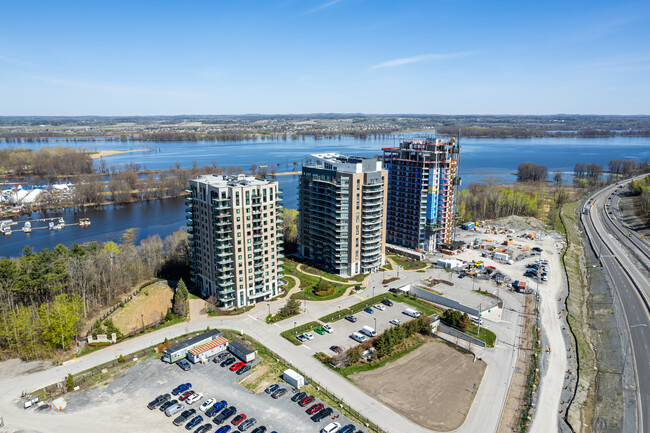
[2,135,649,257]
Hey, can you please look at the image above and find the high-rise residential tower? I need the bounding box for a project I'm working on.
[186,174,284,308]
[382,137,460,252]
[299,153,387,276]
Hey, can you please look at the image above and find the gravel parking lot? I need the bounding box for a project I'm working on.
[62,355,361,433]
[307,301,410,355]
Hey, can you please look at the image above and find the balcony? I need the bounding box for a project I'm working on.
[216,257,234,266]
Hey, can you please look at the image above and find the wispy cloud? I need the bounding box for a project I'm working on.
[370,52,477,69]
[0,55,31,66]
[301,0,345,15]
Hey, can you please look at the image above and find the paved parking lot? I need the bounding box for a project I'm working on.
[305,301,410,355]
[63,355,360,433]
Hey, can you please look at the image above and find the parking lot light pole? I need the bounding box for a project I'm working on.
[374,317,377,331]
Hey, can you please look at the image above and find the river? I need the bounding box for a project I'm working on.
[2,135,650,258]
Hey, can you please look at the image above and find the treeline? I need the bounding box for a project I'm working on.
[0,146,93,178]
[517,162,548,181]
[0,230,189,359]
[630,175,650,215]
[457,183,544,221]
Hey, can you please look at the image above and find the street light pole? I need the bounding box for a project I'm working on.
[141,313,144,333]
[373,317,377,331]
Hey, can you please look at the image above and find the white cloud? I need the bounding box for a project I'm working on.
[302,0,345,15]
[370,52,477,69]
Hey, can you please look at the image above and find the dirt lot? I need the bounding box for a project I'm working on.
[111,281,173,334]
[350,340,486,431]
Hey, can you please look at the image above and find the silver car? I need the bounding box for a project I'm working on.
[165,403,185,417]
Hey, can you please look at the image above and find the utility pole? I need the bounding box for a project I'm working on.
[141,313,145,333]
[477,303,481,335]
[374,317,377,332]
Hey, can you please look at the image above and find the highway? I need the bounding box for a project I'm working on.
[582,179,650,433]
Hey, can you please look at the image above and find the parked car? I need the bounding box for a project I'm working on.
[165,403,185,417]
[196,425,214,433]
[221,357,236,367]
[299,395,315,407]
[160,399,178,412]
[351,332,367,343]
[215,426,232,433]
[322,324,333,333]
[205,400,227,417]
[147,393,170,409]
[339,425,356,433]
[302,332,314,340]
[314,327,326,335]
[271,388,287,399]
[230,362,246,372]
[311,407,333,422]
[291,392,307,402]
[236,364,251,375]
[216,352,231,361]
[373,304,385,311]
[231,414,247,426]
[250,427,267,433]
[307,403,324,415]
[214,406,237,424]
[389,319,400,326]
[187,392,203,405]
[381,298,393,307]
[364,307,374,314]
[173,383,192,395]
[185,415,203,430]
[173,408,196,426]
[296,334,307,342]
[177,359,192,371]
[320,422,341,433]
[329,345,343,354]
[200,398,217,412]
[238,417,257,431]
[345,315,357,323]
[264,384,279,394]
[388,288,398,293]
[180,390,195,401]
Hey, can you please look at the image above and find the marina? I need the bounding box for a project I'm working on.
[0,216,90,235]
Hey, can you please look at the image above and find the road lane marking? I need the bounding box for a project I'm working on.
[248,315,257,321]
[630,324,647,328]
[354,294,366,301]
[302,344,311,350]
[274,323,280,328]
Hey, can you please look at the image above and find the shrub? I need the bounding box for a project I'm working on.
[118,354,125,363]
[66,374,74,392]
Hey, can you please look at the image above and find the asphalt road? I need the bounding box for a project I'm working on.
[583,179,650,433]
[0,265,524,433]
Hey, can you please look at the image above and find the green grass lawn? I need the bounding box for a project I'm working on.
[290,283,348,301]
[388,254,428,270]
[280,321,322,345]
[468,324,497,348]
[316,337,427,378]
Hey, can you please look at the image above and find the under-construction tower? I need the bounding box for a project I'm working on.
[382,137,460,252]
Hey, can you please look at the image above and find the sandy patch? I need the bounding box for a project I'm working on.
[350,340,486,431]
[89,149,153,159]
[111,282,173,334]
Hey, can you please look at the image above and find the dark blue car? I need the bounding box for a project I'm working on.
[205,400,227,417]
[215,425,231,433]
[173,383,192,395]
[185,415,203,430]
[364,307,374,314]
[264,384,279,394]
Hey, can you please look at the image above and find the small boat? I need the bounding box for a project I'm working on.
[3,227,11,236]
[79,218,90,227]
[23,221,31,233]
[49,221,55,230]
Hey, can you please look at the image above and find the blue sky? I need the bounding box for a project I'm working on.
[1,0,649,115]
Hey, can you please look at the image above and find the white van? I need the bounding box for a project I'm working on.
[404,308,421,318]
[361,326,377,337]
[470,316,483,326]
[165,403,184,417]
[351,332,367,343]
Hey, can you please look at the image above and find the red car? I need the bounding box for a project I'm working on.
[231,413,247,425]
[307,403,324,415]
[230,361,246,371]
[299,395,315,407]
[179,390,195,401]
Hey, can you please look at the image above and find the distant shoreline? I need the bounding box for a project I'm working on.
[89,149,154,159]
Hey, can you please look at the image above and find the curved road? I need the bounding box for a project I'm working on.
[0,267,523,433]
[582,179,650,433]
